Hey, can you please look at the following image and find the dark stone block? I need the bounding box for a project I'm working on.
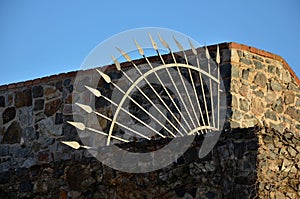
[175,188,187,197]
[33,99,44,111]
[64,78,71,86]
[2,121,21,144]
[15,88,32,108]
[0,145,9,156]
[55,113,63,124]
[44,99,61,116]
[0,96,5,107]
[0,171,11,183]
[55,81,63,92]
[66,85,73,93]
[220,64,231,78]
[19,180,33,192]
[32,85,43,98]
[2,107,16,124]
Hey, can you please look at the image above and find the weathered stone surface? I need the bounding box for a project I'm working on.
[15,88,32,108]
[265,110,277,121]
[2,107,16,124]
[285,107,300,121]
[254,73,267,87]
[239,98,249,112]
[45,86,61,100]
[34,99,44,111]
[272,98,283,113]
[32,85,43,98]
[254,90,264,98]
[251,98,265,116]
[270,80,282,92]
[239,85,249,97]
[284,91,295,105]
[231,64,239,78]
[18,107,33,127]
[240,57,252,65]
[23,127,37,142]
[44,99,61,116]
[2,121,21,144]
[0,96,5,107]
[55,113,63,124]
[253,60,264,70]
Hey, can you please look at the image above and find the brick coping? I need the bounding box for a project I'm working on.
[0,42,299,92]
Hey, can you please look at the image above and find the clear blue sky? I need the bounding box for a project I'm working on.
[0,0,299,85]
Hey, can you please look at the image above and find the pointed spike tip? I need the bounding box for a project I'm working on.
[111,56,121,71]
[133,39,144,56]
[75,102,93,113]
[116,47,132,62]
[188,39,197,55]
[158,33,170,49]
[85,85,101,97]
[96,69,111,83]
[61,141,81,149]
[173,35,184,51]
[67,121,86,131]
[216,45,220,64]
[148,33,158,50]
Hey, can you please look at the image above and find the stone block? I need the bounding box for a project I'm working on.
[32,85,43,98]
[253,60,264,70]
[34,99,44,111]
[254,72,267,87]
[0,96,5,107]
[15,88,32,108]
[2,107,16,124]
[270,80,282,92]
[45,99,61,117]
[284,91,295,105]
[2,121,21,144]
[251,98,265,116]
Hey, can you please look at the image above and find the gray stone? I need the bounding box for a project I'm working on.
[254,90,264,98]
[18,107,33,128]
[2,107,16,124]
[32,85,43,98]
[285,107,300,121]
[0,145,9,156]
[0,96,5,107]
[270,122,284,133]
[239,98,249,112]
[38,117,62,137]
[23,127,37,142]
[237,50,243,57]
[21,157,37,168]
[231,64,239,78]
[15,88,32,108]
[254,73,267,87]
[232,109,243,120]
[284,92,295,105]
[288,82,299,92]
[2,121,21,144]
[272,98,283,113]
[265,110,277,121]
[253,55,264,62]
[242,69,249,80]
[253,60,264,70]
[268,65,276,73]
[240,58,252,65]
[34,99,44,111]
[270,80,282,91]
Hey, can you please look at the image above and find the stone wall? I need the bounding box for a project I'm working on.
[0,42,299,198]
